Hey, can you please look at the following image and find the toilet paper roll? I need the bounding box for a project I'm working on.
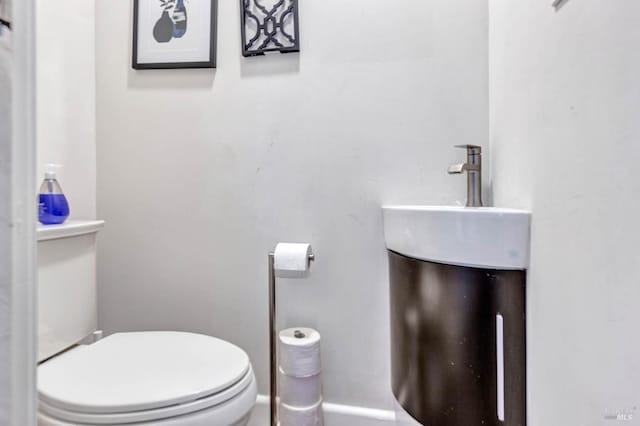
[279,367,322,407]
[279,328,321,377]
[279,399,324,426]
[274,243,313,278]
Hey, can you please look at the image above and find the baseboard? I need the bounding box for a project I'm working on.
[248,395,397,426]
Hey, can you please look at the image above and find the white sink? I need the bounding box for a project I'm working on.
[382,206,531,270]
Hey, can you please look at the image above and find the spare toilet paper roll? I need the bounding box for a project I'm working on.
[274,243,313,278]
[279,327,321,377]
[279,399,324,426]
[279,367,322,407]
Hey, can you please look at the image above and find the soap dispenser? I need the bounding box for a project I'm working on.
[38,164,70,225]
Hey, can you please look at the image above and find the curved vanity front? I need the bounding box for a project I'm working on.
[383,206,531,426]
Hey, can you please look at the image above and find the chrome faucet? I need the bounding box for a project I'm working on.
[448,145,483,207]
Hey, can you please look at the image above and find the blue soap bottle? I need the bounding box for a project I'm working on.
[38,165,70,225]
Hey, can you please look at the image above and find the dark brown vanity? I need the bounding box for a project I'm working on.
[389,251,526,426]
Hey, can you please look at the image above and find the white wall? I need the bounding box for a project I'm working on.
[96,0,488,412]
[4,0,38,422]
[489,1,640,424]
[36,0,96,219]
[0,26,13,426]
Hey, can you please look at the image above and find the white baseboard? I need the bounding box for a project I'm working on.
[248,395,397,426]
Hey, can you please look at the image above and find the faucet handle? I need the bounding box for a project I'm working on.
[454,145,482,155]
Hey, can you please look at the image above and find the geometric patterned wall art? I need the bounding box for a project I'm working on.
[240,0,300,57]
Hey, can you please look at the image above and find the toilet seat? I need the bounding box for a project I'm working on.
[38,332,256,425]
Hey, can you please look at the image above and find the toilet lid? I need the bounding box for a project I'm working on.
[38,332,251,414]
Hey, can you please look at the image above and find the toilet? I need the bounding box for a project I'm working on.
[36,221,257,425]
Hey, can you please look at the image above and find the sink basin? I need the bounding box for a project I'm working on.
[382,205,531,270]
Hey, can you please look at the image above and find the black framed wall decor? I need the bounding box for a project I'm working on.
[240,0,300,57]
[0,0,11,30]
[133,0,218,69]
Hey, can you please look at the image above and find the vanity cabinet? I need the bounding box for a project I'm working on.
[389,250,526,426]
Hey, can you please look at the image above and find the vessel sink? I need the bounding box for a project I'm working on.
[382,205,531,270]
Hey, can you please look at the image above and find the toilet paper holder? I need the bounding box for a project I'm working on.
[268,250,315,426]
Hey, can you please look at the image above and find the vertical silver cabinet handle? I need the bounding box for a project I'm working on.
[496,314,505,422]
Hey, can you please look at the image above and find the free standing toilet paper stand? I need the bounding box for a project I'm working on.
[268,250,315,426]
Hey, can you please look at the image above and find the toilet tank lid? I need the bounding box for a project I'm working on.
[38,331,251,414]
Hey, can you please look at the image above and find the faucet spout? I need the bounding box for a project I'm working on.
[448,163,466,174]
[448,145,483,207]
[448,163,480,174]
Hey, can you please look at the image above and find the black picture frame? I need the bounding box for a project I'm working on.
[132,0,218,70]
[0,0,11,30]
[240,0,300,57]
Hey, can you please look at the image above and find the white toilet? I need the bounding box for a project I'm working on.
[36,221,257,425]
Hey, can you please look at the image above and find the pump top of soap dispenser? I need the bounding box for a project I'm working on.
[43,163,62,179]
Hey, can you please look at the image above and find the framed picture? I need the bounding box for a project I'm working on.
[0,0,11,30]
[133,0,218,69]
[240,0,300,57]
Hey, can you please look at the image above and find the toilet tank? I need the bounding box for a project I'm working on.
[37,220,104,361]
